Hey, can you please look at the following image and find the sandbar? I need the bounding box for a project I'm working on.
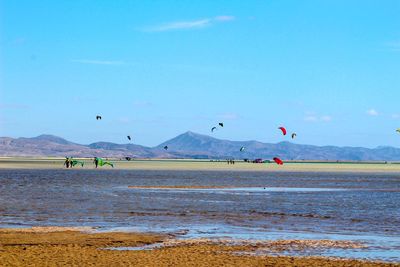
[0,227,398,266]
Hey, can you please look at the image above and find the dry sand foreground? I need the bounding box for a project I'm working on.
[0,227,398,267]
[2,157,400,172]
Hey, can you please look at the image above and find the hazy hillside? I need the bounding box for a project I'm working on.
[2,132,400,160]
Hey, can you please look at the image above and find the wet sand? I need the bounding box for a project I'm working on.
[0,227,397,267]
[2,157,400,173]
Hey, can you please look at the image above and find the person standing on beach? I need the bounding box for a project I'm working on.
[69,157,73,168]
[64,157,70,168]
[94,157,99,168]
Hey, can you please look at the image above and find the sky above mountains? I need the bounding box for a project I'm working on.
[1,1,400,147]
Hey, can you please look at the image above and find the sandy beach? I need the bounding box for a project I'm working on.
[2,157,400,173]
[0,227,398,267]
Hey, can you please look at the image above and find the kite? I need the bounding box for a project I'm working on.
[97,158,114,168]
[71,160,84,167]
[127,135,131,141]
[125,157,132,161]
[396,129,400,133]
[273,157,283,165]
[291,133,297,139]
[278,127,287,135]
[96,115,102,120]
[164,146,168,150]
[240,147,245,152]
[211,127,217,132]
[219,123,224,127]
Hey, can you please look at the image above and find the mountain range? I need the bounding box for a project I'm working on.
[1,131,400,161]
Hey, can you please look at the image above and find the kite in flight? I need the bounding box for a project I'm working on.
[278,127,287,135]
[291,133,297,139]
[96,115,102,120]
[211,127,217,132]
[240,147,245,152]
[396,129,400,133]
[219,123,224,127]
[127,135,131,141]
[273,157,284,165]
[164,146,168,150]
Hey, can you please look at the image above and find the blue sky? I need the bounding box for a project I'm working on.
[1,0,399,147]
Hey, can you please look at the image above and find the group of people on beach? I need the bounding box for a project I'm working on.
[63,157,84,168]
[64,157,74,168]
[64,157,114,168]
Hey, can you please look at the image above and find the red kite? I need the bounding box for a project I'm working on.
[273,157,283,165]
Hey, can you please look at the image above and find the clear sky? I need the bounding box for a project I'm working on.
[1,0,399,147]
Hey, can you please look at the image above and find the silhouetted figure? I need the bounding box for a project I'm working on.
[64,157,70,168]
[94,157,99,168]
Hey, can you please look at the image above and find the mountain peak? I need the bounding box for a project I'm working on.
[182,131,212,138]
[30,134,72,145]
[185,131,196,135]
[157,131,217,150]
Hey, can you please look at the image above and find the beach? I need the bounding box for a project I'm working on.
[1,227,398,267]
[0,158,399,266]
[4,0,399,265]
[2,157,400,172]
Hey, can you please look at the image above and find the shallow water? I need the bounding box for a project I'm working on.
[0,169,399,261]
[132,187,348,192]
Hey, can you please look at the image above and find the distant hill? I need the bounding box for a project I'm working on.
[2,131,400,160]
[159,132,400,160]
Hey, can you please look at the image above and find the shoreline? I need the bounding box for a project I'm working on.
[0,227,397,266]
[2,157,400,173]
